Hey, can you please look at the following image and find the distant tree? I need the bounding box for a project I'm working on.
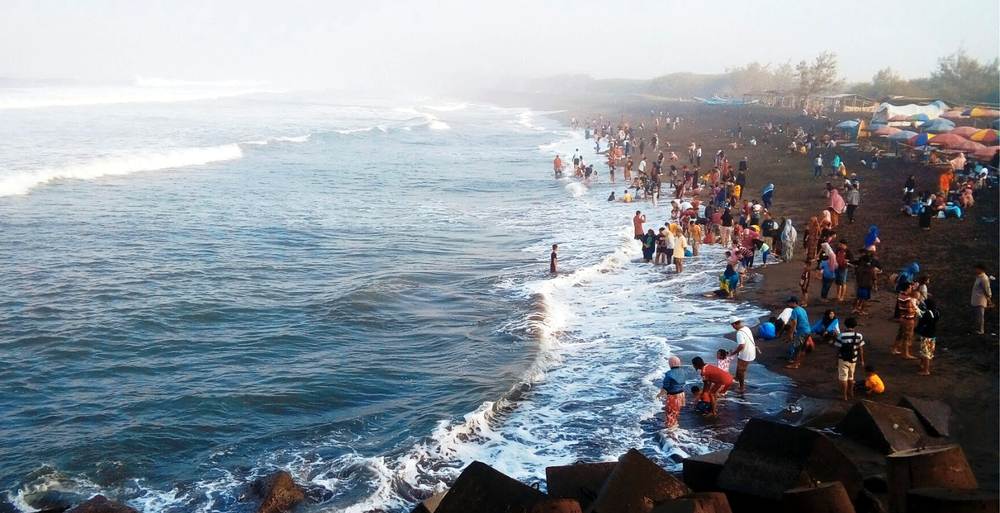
[795,52,845,102]
[929,49,1000,104]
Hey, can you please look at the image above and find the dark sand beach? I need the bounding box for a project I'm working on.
[527,95,1000,486]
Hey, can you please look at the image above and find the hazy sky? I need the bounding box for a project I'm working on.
[2,0,998,92]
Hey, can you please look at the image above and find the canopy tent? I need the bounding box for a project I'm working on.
[888,130,918,141]
[871,100,948,125]
[970,129,999,144]
[920,118,955,133]
[908,133,934,146]
[950,126,979,138]
[872,126,901,137]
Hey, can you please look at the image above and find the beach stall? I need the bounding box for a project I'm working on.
[835,119,862,141]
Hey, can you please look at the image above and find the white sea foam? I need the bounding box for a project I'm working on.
[242,134,312,145]
[0,144,243,196]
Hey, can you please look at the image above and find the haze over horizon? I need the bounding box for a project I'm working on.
[2,0,999,95]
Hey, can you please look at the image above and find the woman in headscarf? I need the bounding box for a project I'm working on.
[780,219,798,261]
[761,183,775,209]
[864,225,880,253]
[642,229,657,263]
[811,309,841,344]
[828,188,846,227]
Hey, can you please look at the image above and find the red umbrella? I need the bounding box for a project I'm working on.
[926,133,967,148]
[872,126,900,136]
[973,145,999,160]
[950,126,979,138]
[943,139,986,152]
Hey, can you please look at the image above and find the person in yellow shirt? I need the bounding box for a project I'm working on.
[864,365,885,395]
[623,189,633,203]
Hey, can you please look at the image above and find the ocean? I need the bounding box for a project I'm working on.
[0,86,794,513]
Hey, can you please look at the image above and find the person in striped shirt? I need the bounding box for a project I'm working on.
[834,318,865,401]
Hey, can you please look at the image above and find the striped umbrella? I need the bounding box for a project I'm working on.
[970,129,999,144]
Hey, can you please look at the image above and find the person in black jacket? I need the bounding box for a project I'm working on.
[916,298,940,376]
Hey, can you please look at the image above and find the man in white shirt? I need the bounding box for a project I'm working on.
[730,317,758,393]
[638,157,647,176]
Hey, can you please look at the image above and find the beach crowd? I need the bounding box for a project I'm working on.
[552,112,996,429]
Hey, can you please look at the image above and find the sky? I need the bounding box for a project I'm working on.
[2,0,998,93]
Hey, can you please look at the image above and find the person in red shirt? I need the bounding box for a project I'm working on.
[692,356,734,416]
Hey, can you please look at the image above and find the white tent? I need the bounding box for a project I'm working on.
[871,100,949,125]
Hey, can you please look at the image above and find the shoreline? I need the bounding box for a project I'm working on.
[532,97,999,487]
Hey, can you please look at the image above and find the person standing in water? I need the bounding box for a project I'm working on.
[553,154,563,178]
[633,211,646,240]
[657,356,686,429]
[730,318,757,393]
[549,244,558,274]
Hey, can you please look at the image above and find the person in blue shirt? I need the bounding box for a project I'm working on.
[811,309,841,344]
[656,356,686,429]
[820,257,837,299]
[783,296,811,369]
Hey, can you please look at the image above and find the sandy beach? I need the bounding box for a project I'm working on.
[534,97,1000,486]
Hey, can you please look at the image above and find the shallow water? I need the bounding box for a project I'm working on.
[0,91,794,512]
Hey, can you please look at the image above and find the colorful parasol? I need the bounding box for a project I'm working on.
[969,129,999,144]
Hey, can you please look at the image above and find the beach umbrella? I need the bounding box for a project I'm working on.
[973,145,999,161]
[889,130,918,142]
[920,118,955,133]
[970,107,1000,119]
[908,133,934,146]
[940,139,986,153]
[942,109,968,119]
[950,126,979,138]
[970,129,999,144]
[835,120,860,129]
[927,133,967,148]
[873,126,901,137]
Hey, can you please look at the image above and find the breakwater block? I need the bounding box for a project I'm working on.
[906,487,999,513]
[434,461,546,513]
[887,445,978,513]
[650,492,732,513]
[589,449,691,513]
[836,400,932,454]
[530,498,583,513]
[410,491,447,513]
[781,482,856,513]
[66,495,139,513]
[898,396,951,437]
[253,471,305,513]
[681,449,730,492]
[545,461,616,510]
[717,418,862,503]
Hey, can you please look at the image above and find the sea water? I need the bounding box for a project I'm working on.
[0,87,794,513]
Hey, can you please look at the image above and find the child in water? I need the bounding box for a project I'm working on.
[716,349,736,373]
[691,386,713,415]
